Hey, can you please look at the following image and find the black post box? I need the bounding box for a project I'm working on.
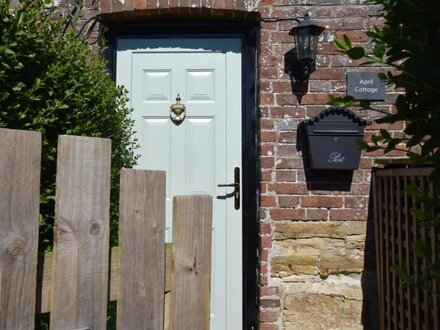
[304,107,370,170]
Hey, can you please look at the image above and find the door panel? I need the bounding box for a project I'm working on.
[117,38,242,330]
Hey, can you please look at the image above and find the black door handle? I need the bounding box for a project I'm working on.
[217,167,240,210]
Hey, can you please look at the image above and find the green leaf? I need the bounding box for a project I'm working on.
[393,266,409,281]
[343,35,352,48]
[378,73,388,82]
[347,46,366,60]
[4,48,15,55]
[384,138,402,152]
[379,129,391,140]
[333,38,348,51]
[357,139,369,149]
[413,240,432,260]
[407,152,426,166]
[373,42,385,58]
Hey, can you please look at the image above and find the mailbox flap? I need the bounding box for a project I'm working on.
[312,122,361,135]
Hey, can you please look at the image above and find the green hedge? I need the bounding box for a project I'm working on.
[0,0,138,250]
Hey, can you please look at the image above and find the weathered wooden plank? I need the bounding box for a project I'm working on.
[117,169,166,330]
[0,128,41,329]
[170,195,213,330]
[36,244,173,313]
[375,167,433,177]
[50,135,111,330]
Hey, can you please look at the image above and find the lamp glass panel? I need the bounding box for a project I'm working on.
[296,28,310,60]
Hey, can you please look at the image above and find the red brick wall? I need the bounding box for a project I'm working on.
[256,2,400,329]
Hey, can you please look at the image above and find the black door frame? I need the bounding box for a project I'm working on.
[104,18,259,329]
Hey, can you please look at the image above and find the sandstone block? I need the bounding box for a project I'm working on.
[283,293,362,329]
[273,238,345,256]
[319,249,364,276]
[271,255,318,276]
[274,222,347,240]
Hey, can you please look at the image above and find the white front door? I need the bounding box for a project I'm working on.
[117,37,242,329]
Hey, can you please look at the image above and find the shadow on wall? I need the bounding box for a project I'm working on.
[284,48,309,104]
[362,184,380,329]
[296,122,380,329]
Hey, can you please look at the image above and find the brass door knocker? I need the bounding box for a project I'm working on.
[170,94,186,124]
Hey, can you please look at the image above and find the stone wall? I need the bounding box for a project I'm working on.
[65,0,402,328]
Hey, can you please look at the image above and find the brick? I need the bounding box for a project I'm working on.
[271,31,293,43]
[260,144,275,156]
[147,0,158,8]
[259,310,279,323]
[260,131,277,142]
[351,183,371,195]
[261,223,272,235]
[278,196,300,208]
[201,0,211,8]
[259,274,268,286]
[260,106,270,117]
[268,183,308,194]
[259,323,279,330]
[301,196,344,208]
[124,0,134,10]
[260,93,274,105]
[260,235,272,248]
[329,209,368,221]
[273,81,291,93]
[260,156,275,169]
[261,170,272,181]
[278,132,296,143]
[299,93,331,105]
[260,261,268,275]
[100,0,112,13]
[111,0,124,11]
[275,94,297,106]
[260,118,275,130]
[270,208,305,220]
[260,298,281,308]
[344,196,368,209]
[276,158,303,170]
[305,208,329,221]
[276,118,298,130]
[259,248,269,262]
[271,107,305,118]
[261,21,277,30]
[260,81,272,93]
[261,196,277,207]
[335,30,370,43]
[277,145,296,156]
[275,170,295,182]
[260,67,278,79]
[309,80,331,92]
[260,54,278,67]
[260,286,279,296]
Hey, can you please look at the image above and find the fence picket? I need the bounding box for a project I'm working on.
[0,128,41,330]
[117,169,166,329]
[171,195,213,330]
[50,136,111,330]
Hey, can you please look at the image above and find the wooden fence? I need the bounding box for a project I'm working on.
[373,167,440,330]
[0,128,213,330]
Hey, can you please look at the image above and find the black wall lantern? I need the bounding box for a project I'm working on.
[289,14,325,81]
